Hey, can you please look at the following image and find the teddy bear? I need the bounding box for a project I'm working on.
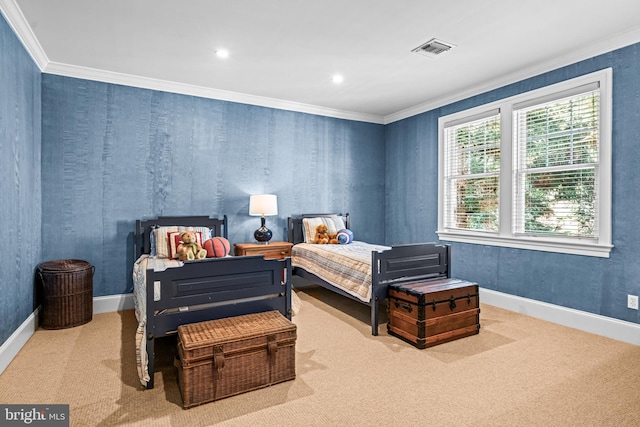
[328,232,339,244]
[314,224,330,244]
[176,231,207,261]
[314,224,339,244]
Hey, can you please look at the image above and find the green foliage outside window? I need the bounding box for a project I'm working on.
[520,93,598,237]
[449,92,598,238]
[451,116,500,232]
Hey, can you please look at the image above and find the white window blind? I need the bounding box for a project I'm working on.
[513,88,600,238]
[443,112,501,232]
[437,68,612,257]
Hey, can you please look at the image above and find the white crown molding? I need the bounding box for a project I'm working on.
[384,26,640,124]
[1,0,381,124]
[43,61,385,124]
[3,0,640,125]
[0,0,47,69]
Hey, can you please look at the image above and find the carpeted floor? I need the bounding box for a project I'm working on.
[1,284,639,426]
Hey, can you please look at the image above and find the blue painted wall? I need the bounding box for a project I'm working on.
[0,14,42,345]
[385,43,640,324]
[40,75,385,297]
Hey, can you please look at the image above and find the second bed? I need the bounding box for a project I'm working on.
[287,213,451,335]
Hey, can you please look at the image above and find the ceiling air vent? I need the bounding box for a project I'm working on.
[411,38,456,58]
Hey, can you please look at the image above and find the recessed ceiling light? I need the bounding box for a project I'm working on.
[216,49,229,59]
[332,74,344,84]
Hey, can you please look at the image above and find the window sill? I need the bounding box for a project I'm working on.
[436,230,613,258]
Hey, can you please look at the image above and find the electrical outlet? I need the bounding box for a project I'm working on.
[628,295,639,310]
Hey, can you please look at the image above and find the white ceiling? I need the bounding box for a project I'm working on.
[4,0,640,123]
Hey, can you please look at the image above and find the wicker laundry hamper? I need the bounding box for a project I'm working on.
[37,259,94,329]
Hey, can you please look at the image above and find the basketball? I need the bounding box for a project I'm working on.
[203,236,231,258]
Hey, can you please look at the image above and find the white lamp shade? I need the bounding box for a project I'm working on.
[249,194,278,216]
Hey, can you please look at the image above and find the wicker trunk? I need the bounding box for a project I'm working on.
[176,311,296,408]
[388,278,480,349]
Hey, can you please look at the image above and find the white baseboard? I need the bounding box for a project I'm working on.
[0,293,135,376]
[0,307,40,376]
[93,293,135,314]
[480,288,640,346]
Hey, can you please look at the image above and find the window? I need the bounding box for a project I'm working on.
[438,69,612,257]
[442,110,501,233]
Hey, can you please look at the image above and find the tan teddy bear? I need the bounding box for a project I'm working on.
[314,224,339,244]
[176,231,207,261]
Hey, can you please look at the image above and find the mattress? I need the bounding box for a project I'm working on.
[291,241,390,303]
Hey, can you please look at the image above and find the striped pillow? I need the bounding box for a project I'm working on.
[302,216,346,244]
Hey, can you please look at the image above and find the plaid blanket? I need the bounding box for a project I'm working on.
[292,241,390,302]
[133,255,183,387]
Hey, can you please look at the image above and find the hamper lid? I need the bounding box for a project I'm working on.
[38,259,92,273]
[178,310,296,349]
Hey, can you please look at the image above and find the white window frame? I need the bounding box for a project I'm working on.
[437,68,613,258]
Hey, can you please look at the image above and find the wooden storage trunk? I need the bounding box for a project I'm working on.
[388,278,480,349]
[175,310,296,408]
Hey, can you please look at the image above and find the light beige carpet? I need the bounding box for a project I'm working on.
[1,285,639,427]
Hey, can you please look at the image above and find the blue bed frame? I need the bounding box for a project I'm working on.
[287,213,451,336]
[135,215,292,389]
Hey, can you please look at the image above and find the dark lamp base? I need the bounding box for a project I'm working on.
[254,216,273,243]
[254,226,272,243]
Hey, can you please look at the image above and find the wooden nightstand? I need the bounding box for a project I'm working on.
[234,241,293,260]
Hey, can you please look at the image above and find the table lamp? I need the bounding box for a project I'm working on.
[249,194,278,243]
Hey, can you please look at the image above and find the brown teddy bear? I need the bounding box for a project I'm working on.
[314,224,339,244]
[176,231,207,260]
[314,224,330,244]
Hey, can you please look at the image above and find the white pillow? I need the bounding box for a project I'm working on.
[302,216,346,243]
